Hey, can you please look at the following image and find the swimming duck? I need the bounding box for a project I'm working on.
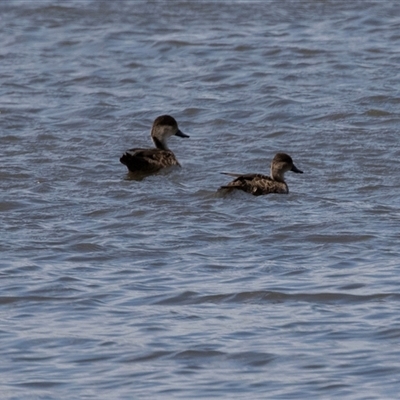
[120,115,189,174]
[220,153,303,196]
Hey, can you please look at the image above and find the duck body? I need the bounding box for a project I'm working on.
[120,147,180,174]
[120,115,189,174]
[220,173,289,195]
[220,153,303,196]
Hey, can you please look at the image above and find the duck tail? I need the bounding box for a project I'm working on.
[220,172,241,177]
[120,153,130,166]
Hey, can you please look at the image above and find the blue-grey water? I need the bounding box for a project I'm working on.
[1,1,400,398]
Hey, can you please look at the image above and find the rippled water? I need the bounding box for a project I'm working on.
[1,1,400,398]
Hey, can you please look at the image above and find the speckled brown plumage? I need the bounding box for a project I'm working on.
[120,148,181,174]
[220,153,303,196]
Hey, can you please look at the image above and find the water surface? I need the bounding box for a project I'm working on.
[1,1,400,398]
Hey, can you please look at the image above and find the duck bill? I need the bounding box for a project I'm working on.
[175,129,190,138]
[291,164,303,174]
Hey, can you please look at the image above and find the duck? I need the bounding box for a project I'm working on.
[219,153,303,196]
[120,115,189,174]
